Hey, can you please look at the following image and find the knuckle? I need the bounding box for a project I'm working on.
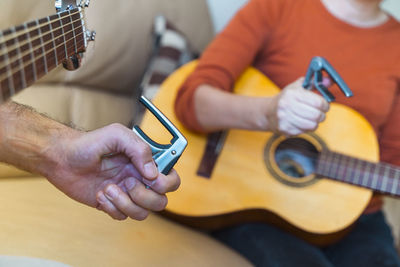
[317,101,325,110]
[318,99,328,110]
[280,92,292,102]
[325,104,330,112]
[279,124,293,136]
[310,112,319,121]
[159,170,181,193]
[287,128,296,136]
[278,101,288,111]
[132,187,146,202]
[135,140,152,157]
[117,198,131,211]
[172,176,181,192]
[292,129,302,136]
[278,124,286,133]
[109,123,124,132]
[309,121,318,131]
[154,196,168,211]
[277,109,286,121]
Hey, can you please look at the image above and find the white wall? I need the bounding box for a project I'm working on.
[206,0,248,33]
[207,0,400,33]
[382,0,400,20]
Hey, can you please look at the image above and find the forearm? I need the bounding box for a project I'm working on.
[194,85,276,132]
[0,101,79,177]
[0,102,181,221]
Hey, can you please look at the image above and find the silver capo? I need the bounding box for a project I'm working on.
[132,96,188,175]
[303,56,353,102]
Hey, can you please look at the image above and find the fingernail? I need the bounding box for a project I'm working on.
[125,178,137,191]
[143,178,157,187]
[144,161,158,178]
[97,191,108,204]
[105,185,119,200]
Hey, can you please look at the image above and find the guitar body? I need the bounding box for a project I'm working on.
[140,61,378,245]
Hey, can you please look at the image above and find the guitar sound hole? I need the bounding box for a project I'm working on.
[275,138,319,178]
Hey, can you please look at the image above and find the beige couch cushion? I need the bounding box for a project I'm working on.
[0,0,214,94]
[0,177,251,266]
[12,84,135,130]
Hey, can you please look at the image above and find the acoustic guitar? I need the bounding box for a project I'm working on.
[0,0,95,102]
[140,61,400,245]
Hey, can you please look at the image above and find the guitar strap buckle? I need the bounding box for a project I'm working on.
[132,96,188,175]
[303,57,353,102]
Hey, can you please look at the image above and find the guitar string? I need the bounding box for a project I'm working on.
[0,10,82,64]
[0,31,85,85]
[287,140,400,177]
[318,149,400,175]
[319,159,400,195]
[0,9,82,45]
[0,32,85,85]
[0,22,84,77]
[0,15,83,68]
[0,26,84,83]
[275,143,400,196]
[273,139,400,188]
[318,155,400,180]
[0,16,84,71]
[2,6,399,194]
[317,154,400,193]
[0,38,85,98]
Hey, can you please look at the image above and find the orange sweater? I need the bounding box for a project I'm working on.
[175,0,400,212]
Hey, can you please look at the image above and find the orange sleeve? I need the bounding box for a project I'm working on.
[367,88,400,214]
[174,0,285,132]
[379,84,400,166]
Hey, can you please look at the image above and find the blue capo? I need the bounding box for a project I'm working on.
[132,96,187,175]
[303,56,353,102]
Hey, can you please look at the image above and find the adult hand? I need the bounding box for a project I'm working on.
[266,77,330,136]
[45,123,181,221]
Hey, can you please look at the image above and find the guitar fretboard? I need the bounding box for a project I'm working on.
[0,8,85,102]
[316,150,400,196]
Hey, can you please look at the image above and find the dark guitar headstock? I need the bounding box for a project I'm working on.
[55,0,96,70]
[0,0,96,101]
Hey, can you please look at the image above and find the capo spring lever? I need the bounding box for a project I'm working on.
[303,56,353,102]
[132,96,187,175]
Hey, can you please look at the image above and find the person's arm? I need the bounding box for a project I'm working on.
[175,0,276,132]
[194,78,329,136]
[175,0,329,135]
[0,101,180,220]
[379,87,400,166]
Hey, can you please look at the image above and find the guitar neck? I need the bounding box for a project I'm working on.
[0,7,86,102]
[316,150,400,196]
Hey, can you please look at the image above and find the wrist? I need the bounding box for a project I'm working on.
[37,125,82,179]
[248,96,278,132]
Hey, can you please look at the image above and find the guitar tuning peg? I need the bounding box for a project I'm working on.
[86,30,96,42]
[57,0,90,11]
[79,0,91,8]
[55,0,62,11]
